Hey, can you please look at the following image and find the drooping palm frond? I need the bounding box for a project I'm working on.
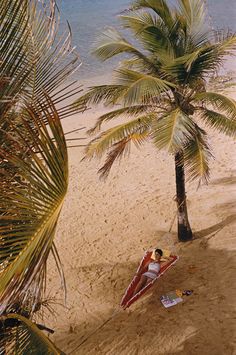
[193,92,236,119]
[152,108,196,152]
[182,127,213,183]
[0,313,64,354]
[85,115,153,159]
[195,33,236,74]
[199,109,236,137]
[98,138,132,179]
[98,127,151,179]
[0,96,68,315]
[163,45,214,82]
[0,0,84,352]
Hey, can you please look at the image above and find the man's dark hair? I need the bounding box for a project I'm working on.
[155,248,163,256]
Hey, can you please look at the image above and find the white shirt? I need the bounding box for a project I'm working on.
[148,262,160,273]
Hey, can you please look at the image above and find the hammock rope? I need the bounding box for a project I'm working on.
[67,307,122,354]
[169,195,187,231]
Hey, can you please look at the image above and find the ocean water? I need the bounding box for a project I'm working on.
[59,0,236,83]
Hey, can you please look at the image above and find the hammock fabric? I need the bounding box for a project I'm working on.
[120,251,179,309]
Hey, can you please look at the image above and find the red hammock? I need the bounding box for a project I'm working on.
[120,251,179,309]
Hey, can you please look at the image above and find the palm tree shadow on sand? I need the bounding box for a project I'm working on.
[194,214,236,239]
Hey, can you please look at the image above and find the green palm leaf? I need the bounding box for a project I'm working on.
[183,128,213,183]
[193,92,236,120]
[120,11,173,56]
[163,35,236,83]
[0,0,31,111]
[115,68,174,105]
[152,108,196,152]
[93,27,147,61]
[0,0,81,116]
[87,104,152,134]
[178,0,209,48]
[0,313,64,354]
[92,27,159,74]
[98,129,150,179]
[199,108,236,137]
[73,84,128,108]
[22,1,81,102]
[131,0,174,29]
[120,10,159,35]
[85,115,153,159]
[0,96,68,313]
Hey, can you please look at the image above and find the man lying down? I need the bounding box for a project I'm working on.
[133,248,171,295]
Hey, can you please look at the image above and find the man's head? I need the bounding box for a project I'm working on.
[154,248,163,260]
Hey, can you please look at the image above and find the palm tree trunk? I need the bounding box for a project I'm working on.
[175,152,193,242]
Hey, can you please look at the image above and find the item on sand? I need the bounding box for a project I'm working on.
[120,251,179,309]
[182,290,193,296]
[160,291,183,308]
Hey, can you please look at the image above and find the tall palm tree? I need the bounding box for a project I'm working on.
[0,0,84,353]
[74,0,236,242]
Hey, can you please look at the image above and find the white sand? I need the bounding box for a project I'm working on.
[46,93,236,354]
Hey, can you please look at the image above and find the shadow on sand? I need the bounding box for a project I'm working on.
[53,203,236,355]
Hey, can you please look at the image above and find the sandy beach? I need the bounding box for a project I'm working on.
[45,88,236,355]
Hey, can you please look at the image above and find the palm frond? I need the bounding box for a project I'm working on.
[98,138,131,179]
[73,84,128,108]
[0,0,31,112]
[198,108,236,137]
[0,0,81,116]
[87,104,152,135]
[183,127,213,183]
[120,10,159,35]
[93,27,145,61]
[193,92,236,120]
[163,51,200,83]
[163,34,236,83]
[163,45,219,83]
[196,34,236,73]
[178,0,209,48]
[92,27,160,74]
[98,128,150,179]
[130,0,174,29]
[119,57,159,73]
[152,108,196,152]
[0,96,68,314]
[120,11,173,55]
[115,68,175,105]
[85,115,153,159]
[23,0,81,103]
[0,313,64,354]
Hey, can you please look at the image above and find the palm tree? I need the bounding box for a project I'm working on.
[0,0,84,352]
[74,0,236,242]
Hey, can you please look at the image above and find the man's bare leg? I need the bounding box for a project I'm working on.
[133,275,148,295]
